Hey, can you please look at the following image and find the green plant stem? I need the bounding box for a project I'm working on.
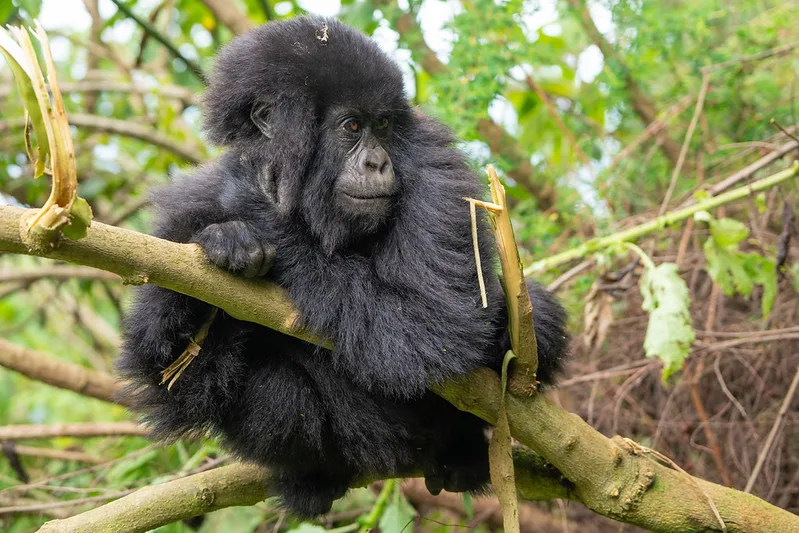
[257,0,275,20]
[329,525,359,533]
[623,242,656,271]
[524,161,799,275]
[358,479,396,532]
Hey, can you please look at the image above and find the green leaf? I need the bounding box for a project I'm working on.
[379,499,416,533]
[18,0,42,18]
[106,449,159,484]
[0,27,49,178]
[704,238,753,296]
[745,253,777,318]
[700,212,776,318]
[62,196,93,240]
[0,3,15,24]
[708,217,749,247]
[640,263,695,380]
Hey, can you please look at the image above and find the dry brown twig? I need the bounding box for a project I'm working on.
[659,72,711,216]
[9,444,106,464]
[744,365,799,493]
[0,265,120,284]
[0,422,146,441]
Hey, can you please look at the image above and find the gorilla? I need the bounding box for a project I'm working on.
[118,16,568,518]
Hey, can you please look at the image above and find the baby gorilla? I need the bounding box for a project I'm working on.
[119,16,568,517]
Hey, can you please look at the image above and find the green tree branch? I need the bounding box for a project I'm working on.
[1,205,796,532]
[524,161,799,275]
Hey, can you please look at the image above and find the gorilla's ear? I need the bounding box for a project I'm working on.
[250,101,274,139]
[256,96,317,214]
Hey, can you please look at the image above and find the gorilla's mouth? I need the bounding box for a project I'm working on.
[338,190,394,218]
[342,192,393,201]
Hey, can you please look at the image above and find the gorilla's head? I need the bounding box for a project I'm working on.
[203,17,415,253]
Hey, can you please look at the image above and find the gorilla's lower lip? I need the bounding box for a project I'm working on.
[342,193,393,201]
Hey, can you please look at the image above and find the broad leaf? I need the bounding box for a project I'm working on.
[640,263,695,380]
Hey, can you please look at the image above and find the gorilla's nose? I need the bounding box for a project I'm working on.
[359,146,393,180]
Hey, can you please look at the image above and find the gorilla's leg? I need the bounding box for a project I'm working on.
[218,345,360,517]
[421,403,490,496]
[118,286,249,437]
[273,469,352,518]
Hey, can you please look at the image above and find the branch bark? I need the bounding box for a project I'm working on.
[1,205,797,532]
[0,338,124,405]
[0,422,146,440]
[0,265,120,284]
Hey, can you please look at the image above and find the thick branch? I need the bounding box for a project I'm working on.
[36,452,568,533]
[37,463,269,533]
[0,206,320,347]
[1,205,796,531]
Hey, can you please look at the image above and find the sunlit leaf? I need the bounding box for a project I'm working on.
[640,263,695,380]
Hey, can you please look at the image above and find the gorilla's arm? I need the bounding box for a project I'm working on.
[274,249,499,398]
[118,158,275,436]
[154,156,276,277]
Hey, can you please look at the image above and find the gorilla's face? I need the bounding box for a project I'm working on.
[326,107,398,222]
[291,104,406,253]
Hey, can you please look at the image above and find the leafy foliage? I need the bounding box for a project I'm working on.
[697,211,778,318]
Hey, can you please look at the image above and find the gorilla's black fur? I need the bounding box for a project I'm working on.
[118,17,568,517]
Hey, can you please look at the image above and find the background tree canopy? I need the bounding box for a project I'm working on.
[0,1,798,532]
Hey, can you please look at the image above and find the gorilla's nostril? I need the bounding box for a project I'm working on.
[360,146,391,175]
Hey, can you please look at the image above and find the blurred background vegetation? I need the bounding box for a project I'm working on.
[1,0,798,531]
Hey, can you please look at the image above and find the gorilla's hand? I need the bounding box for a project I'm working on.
[195,221,276,278]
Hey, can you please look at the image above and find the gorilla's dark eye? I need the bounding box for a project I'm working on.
[376,117,389,130]
[344,119,361,134]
